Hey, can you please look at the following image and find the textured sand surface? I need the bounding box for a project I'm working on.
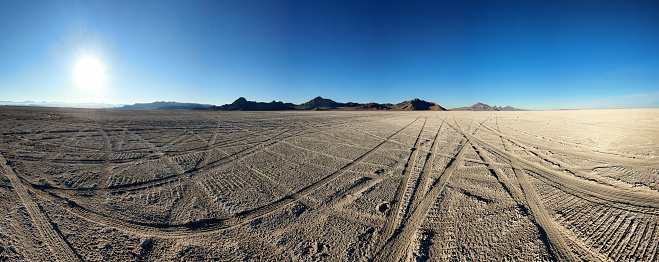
[0,107,657,261]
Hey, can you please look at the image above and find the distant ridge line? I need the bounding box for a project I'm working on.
[209,97,452,111]
[450,102,526,111]
[24,97,525,111]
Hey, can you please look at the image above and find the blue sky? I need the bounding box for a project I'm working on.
[1,0,658,110]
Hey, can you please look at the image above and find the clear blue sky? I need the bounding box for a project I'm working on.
[1,0,658,109]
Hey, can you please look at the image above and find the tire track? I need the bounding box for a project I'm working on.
[5,126,109,154]
[508,160,581,261]
[373,117,427,254]
[487,116,598,260]
[36,126,303,194]
[113,128,127,151]
[130,129,186,175]
[31,121,343,196]
[99,128,112,152]
[372,119,474,262]
[627,222,651,260]
[112,124,318,191]
[494,131,655,202]
[372,116,495,261]
[24,117,420,237]
[194,128,219,169]
[466,117,659,260]
[458,117,657,260]
[398,118,438,222]
[497,122,654,161]
[237,158,295,197]
[456,120,659,212]
[0,153,81,262]
[477,121,655,166]
[97,127,116,196]
[408,117,445,216]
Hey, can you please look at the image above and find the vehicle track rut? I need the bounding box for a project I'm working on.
[373,117,427,255]
[21,117,420,237]
[34,126,304,194]
[458,121,659,212]
[477,121,655,166]
[372,117,481,262]
[408,117,445,217]
[0,153,81,262]
[481,117,600,261]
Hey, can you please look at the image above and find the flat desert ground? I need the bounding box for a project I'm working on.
[0,106,657,261]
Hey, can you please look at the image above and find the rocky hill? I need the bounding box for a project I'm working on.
[114,101,212,110]
[393,98,447,111]
[354,102,393,110]
[451,102,525,111]
[117,97,503,112]
[211,97,295,111]
[213,97,450,111]
[296,96,345,109]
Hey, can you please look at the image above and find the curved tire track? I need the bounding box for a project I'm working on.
[0,153,81,262]
[35,126,304,194]
[457,121,659,212]
[23,118,420,237]
[477,121,655,166]
[495,122,654,161]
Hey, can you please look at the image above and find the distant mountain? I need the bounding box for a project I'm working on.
[2,97,460,111]
[296,96,345,109]
[451,102,525,111]
[212,97,450,111]
[354,102,393,110]
[212,97,295,111]
[343,102,362,107]
[393,98,447,111]
[114,101,213,110]
[498,106,525,111]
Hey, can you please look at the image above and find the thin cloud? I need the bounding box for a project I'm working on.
[586,92,659,109]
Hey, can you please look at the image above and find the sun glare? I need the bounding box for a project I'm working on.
[74,56,105,90]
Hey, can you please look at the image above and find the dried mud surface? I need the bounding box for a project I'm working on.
[0,106,657,261]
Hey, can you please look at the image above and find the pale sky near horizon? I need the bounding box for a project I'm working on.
[1,0,658,110]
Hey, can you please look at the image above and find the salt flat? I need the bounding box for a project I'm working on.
[0,106,657,261]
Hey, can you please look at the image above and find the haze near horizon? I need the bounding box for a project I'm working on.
[1,0,658,110]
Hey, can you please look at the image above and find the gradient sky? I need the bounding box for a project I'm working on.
[1,0,658,110]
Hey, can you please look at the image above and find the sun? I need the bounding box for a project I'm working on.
[74,56,105,90]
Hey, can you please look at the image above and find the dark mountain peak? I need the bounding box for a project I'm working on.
[356,102,392,110]
[214,96,452,111]
[214,97,294,111]
[451,102,525,111]
[453,103,496,111]
[393,98,446,111]
[233,97,248,104]
[299,96,344,108]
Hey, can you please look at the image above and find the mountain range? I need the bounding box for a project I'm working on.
[115,101,213,110]
[2,98,525,111]
[210,98,295,111]
[211,97,450,111]
[451,102,525,111]
[111,97,523,111]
